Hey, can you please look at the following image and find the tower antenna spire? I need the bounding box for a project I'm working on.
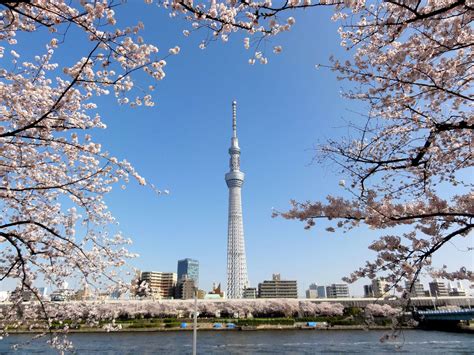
[232,100,237,138]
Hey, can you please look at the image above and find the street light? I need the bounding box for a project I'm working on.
[193,287,198,355]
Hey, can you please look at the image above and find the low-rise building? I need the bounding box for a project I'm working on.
[258,274,298,299]
[208,282,225,298]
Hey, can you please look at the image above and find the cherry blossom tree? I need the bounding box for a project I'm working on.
[365,304,400,318]
[0,0,178,340]
[172,0,472,291]
[277,0,473,293]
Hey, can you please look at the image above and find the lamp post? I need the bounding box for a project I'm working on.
[193,287,198,355]
[432,295,437,311]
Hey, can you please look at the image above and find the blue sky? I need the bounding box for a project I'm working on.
[9,3,472,296]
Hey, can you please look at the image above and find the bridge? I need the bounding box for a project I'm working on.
[413,308,474,330]
[414,309,474,321]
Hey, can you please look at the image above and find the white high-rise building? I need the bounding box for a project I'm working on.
[372,278,388,298]
[225,101,249,299]
[326,284,350,298]
[448,281,466,296]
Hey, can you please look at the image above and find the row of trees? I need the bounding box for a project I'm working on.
[7,299,375,325]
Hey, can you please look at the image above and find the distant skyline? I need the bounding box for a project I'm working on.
[4,3,472,297]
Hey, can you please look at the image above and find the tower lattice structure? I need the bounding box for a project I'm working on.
[225,101,249,299]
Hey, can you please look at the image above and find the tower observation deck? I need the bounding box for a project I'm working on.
[225,101,249,299]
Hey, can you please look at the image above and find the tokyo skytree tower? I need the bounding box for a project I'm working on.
[225,101,249,299]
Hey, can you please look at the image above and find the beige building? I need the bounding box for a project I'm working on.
[258,274,298,298]
[139,271,177,299]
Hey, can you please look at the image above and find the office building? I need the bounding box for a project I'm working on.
[177,258,199,286]
[326,284,350,298]
[364,284,374,298]
[429,280,449,297]
[258,274,298,298]
[317,285,327,298]
[176,277,196,300]
[139,271,177,299]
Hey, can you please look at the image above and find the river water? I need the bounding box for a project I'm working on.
[0,329,473,354]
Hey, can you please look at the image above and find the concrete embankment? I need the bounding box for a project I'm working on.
[8,323,414,334]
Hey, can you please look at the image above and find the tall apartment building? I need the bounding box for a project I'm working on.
[405,280,426,297]
[326,284,350,298]
[258,274,298,299]
[177,258,199,286]
[429,280,449,297]
[139,271,177,299]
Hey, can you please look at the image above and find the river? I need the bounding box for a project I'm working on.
[0,329,472,354]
